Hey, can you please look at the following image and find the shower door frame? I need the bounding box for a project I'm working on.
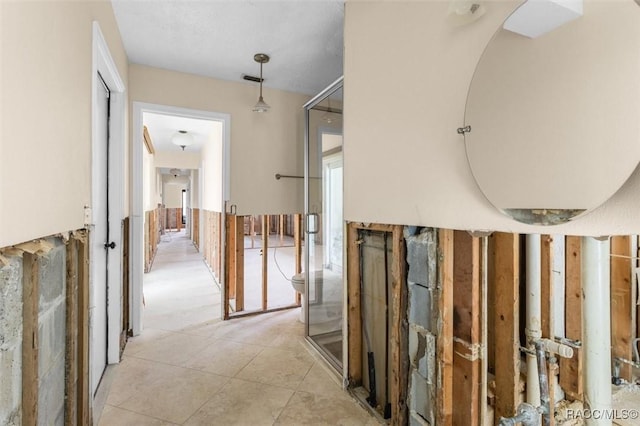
[303,76,344,373]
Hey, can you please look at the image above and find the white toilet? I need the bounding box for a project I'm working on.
[291,272,306,323]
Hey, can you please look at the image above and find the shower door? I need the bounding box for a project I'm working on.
[304,77,344,370]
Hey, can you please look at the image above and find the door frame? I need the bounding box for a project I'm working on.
[91,21,126,369]
[131,102,231,335]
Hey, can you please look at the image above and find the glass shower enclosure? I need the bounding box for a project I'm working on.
[304,77,344,371]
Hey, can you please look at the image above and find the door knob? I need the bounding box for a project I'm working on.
[104,241,116,249]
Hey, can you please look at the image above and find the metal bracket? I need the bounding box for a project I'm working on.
[457,125,471,135]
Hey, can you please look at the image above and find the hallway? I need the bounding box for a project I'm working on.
[98,230,377,425]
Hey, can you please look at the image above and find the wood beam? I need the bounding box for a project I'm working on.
[390,226,408,426]
[452,230,481,426]
[560,236,583,401]
[235,216,245,312]
[492,232,520,424]
[262,215,269,311]
[347,222,363,385]
[437,229,454,426]
[65,238,78,426]
[22,252,39,425]
[294,214,302,305]
[611,236,633,380]
[541,235,554,339]
[77,234,91,424]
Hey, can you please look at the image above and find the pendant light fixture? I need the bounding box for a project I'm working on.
[252,53,270,113]
[322,97,335,124]
[171,130,194,151]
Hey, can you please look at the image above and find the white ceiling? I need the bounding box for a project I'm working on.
[143,112,222,152]
[111,0,345,96]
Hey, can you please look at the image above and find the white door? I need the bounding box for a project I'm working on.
[91,73,110,396]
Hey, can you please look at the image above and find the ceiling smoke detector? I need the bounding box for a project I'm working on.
[447,0,486,26]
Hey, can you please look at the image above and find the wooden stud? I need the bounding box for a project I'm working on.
[347,222,363,385]
[492,232,520,424]
[22,252,39,425]
[77,234,91,424]
[250,216,256,249]
[560,236,583,401]
[541,235,554,339]
[452,230,481,426]
[65,238,78,426]
[390,225,408,426]
[224,214,232,319]
[262,215,269,311]
[235,215,245,312]
[437,229,454,426]
[280,214,285,246]
[610,236,633,380]
[294,213,302,305]
[541,234,555,426]
[228,215,237,300]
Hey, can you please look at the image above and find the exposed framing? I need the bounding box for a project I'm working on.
[491,232,520,422]
[437,229,454,426]
[560,236,583,400]
[224,214,302,319]
[22,252,39,425]
[131,102,231,334]
[452,230,481,426]
[346,222,408,425]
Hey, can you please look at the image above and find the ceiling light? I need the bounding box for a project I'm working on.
[447,0,486,26]
[322,97,335,124]
[171,130,193,151]
[503,0,582,39]
[169,168,181,177]
[252,53,270,113]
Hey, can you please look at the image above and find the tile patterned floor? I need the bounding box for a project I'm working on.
[98,230,377,426]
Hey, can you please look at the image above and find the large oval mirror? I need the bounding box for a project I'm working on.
[464,0,640,225]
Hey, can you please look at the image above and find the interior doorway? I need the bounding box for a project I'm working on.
[91,22,126,398]
[131,103,230,336]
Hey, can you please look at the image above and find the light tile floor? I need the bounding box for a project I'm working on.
[99,230,378,425]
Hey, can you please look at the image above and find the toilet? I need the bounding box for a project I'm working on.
[291,272,307,323]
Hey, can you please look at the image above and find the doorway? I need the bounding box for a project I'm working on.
[91,22,125,397]
[131,103,231,335]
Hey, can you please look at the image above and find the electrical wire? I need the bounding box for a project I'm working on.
[273,245,292,282]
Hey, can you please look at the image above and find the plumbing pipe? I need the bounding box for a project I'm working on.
[499,403,541,426]
[552,235,566,340]
[526,234,542,405]
[535,340,551,426]
[539,338,574,359]
[481,236,489,426]
[581,236,612,426]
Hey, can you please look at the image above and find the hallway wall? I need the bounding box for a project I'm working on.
[129,64,308,216]
[0,1,129,248]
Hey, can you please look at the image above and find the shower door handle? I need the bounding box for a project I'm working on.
[306,213,319,235]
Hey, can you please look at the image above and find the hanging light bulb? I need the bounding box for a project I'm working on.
[252,53,270,113]
[322,97,334,124]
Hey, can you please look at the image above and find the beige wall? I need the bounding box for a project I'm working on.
[129,64,308,216]
[0,0,128,247]
[201,125,224,212]
[163,180,186,209]
[153,150,201,170]
[344,0,640,236]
